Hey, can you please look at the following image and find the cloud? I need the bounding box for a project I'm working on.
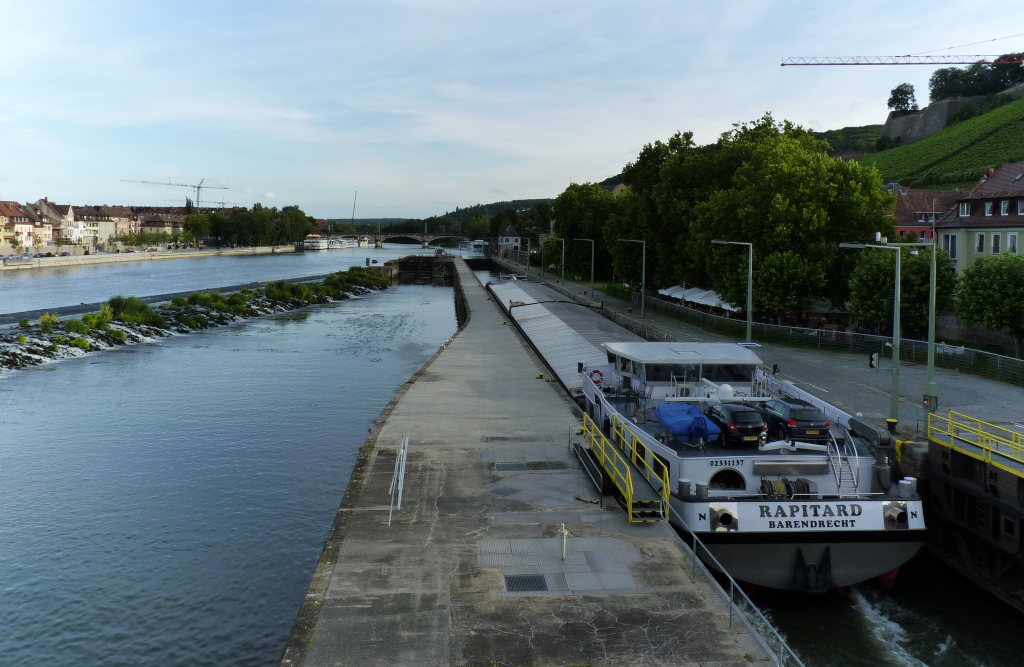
[265,192,276,199]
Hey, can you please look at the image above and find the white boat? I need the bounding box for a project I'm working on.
[579,341,925,591]
[328,238,359,249]
[303,235,329,250]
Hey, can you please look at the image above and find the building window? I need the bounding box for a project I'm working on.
[943,234,958,259]
[993,234,1001,254]
[917,213,926,222]
[1002,200,1011,215]
[985,202,993,216]
[960,202,970,216]
[977,233,986,253]
[1018,200,1024,215]
[899,229,906,237]
[1010,233,1018,255]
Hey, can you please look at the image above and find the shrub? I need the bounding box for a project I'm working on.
[17,333,27,345]
[108,328,126,344]
[65,319,89,334]
[187,292,209,306]
[107,295,167,329]
[39,313,59,334]
[52,335,66,346]
[71,337,90,350]
[175,312,198,328]
[171,296,188,307]
[18,318,29,328]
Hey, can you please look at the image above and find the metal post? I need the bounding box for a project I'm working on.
[892,248,901,421]
[640,241,645,319]
[560,239,565,284]
[746,243,753,343]
[925,227,938,411]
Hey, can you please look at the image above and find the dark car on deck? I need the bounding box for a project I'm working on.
[757,399,830,443]
[704,403,768,446]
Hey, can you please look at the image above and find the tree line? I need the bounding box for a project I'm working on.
[183,202,320,247]
[487,113,1024,357]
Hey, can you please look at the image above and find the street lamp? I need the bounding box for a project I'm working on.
[840,239,937,421]
[617,239,646,318]
[551,237,565,283]
[574,238,595,295]
[711,239,753,343]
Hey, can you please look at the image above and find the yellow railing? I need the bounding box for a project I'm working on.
[928,409,1024,477]
[611,414,672,503]
[582,413,635,511]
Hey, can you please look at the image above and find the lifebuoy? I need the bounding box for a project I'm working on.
[589,369,604,384]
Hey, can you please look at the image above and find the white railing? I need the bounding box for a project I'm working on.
[388,435,409,526]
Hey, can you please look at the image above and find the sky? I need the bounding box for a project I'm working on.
[3,1,1024,219]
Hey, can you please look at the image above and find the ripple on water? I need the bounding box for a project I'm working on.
[0,284,457,667]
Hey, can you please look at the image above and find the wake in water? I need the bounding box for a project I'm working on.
[850,588,991,667]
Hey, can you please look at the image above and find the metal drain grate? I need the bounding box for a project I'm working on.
[504,574,548,592]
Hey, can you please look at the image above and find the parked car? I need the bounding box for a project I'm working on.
[756,399,830,443]
[146,247,158,252]
[59,251,70,256]
[703,402,768,446]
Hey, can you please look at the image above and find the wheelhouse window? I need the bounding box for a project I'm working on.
[985,202,993,217]
[1002,200,1011,216]
[959,202,970,216]
[644,363,699,383]
[703,364,755,384]
[977,233,986,253]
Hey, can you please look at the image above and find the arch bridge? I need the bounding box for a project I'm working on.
[373,233,467,248]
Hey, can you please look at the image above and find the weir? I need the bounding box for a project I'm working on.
[279,257,779,667]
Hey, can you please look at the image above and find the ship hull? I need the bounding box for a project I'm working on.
[695,531,924,590]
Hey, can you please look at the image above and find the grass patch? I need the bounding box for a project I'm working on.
[39,313,59,333]
[107,328,126,344]
[175,312,199,328]
[18,318,30,328]
[17,333,27,345]
[107,295,167,329]
[64,318,90,334]
[171,296,188,307]
[71,337,90,350]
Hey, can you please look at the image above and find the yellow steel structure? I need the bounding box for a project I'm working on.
[928,410,1024,479]
[581,413,668,522]
[610,414,671,504]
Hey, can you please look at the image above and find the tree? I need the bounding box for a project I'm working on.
[957,254,1024,357]
[754,251,826,323]
[887,84,918,113]
[929,56,1024,101]
[850,247,957,336]
[465,215,489,240]
[553,183,615,278]
[687,114,894,312]
[184,212,211,239]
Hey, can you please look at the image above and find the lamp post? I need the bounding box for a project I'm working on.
[617,238,646,318]
[552,237,565,283]
[574,238,594,294]
[843,239,917,420]
[924,203,939,412]
[711,239,753,343]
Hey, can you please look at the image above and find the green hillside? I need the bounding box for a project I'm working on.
[811,125,882,152]
[858,98,1024,188]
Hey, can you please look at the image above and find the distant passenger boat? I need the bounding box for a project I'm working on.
[304,235,329,250]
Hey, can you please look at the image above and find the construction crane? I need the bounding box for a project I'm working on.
[121,177,228,209]
[782,55,1023,66]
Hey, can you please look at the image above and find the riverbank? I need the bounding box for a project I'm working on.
[0,244,297,271]
[0,268,388,373]
[280,257,765,667]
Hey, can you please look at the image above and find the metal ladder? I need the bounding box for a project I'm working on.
[828,431,860,496]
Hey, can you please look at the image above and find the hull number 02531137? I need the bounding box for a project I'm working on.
[709,459,744,468]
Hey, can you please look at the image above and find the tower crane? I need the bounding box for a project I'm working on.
[121,177,228,209]
[782,55,1023,66]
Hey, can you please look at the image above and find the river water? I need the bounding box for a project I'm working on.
[0,275,457,666]
[0,244,457,314]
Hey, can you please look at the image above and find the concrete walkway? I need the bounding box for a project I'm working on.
[499,260,1024,435]
[282,258,760,667]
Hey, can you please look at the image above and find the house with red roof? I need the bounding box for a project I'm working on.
[935,162,1024,272]
[888,186,959,241]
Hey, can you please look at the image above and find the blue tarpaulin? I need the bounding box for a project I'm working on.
[655,403,721,441]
